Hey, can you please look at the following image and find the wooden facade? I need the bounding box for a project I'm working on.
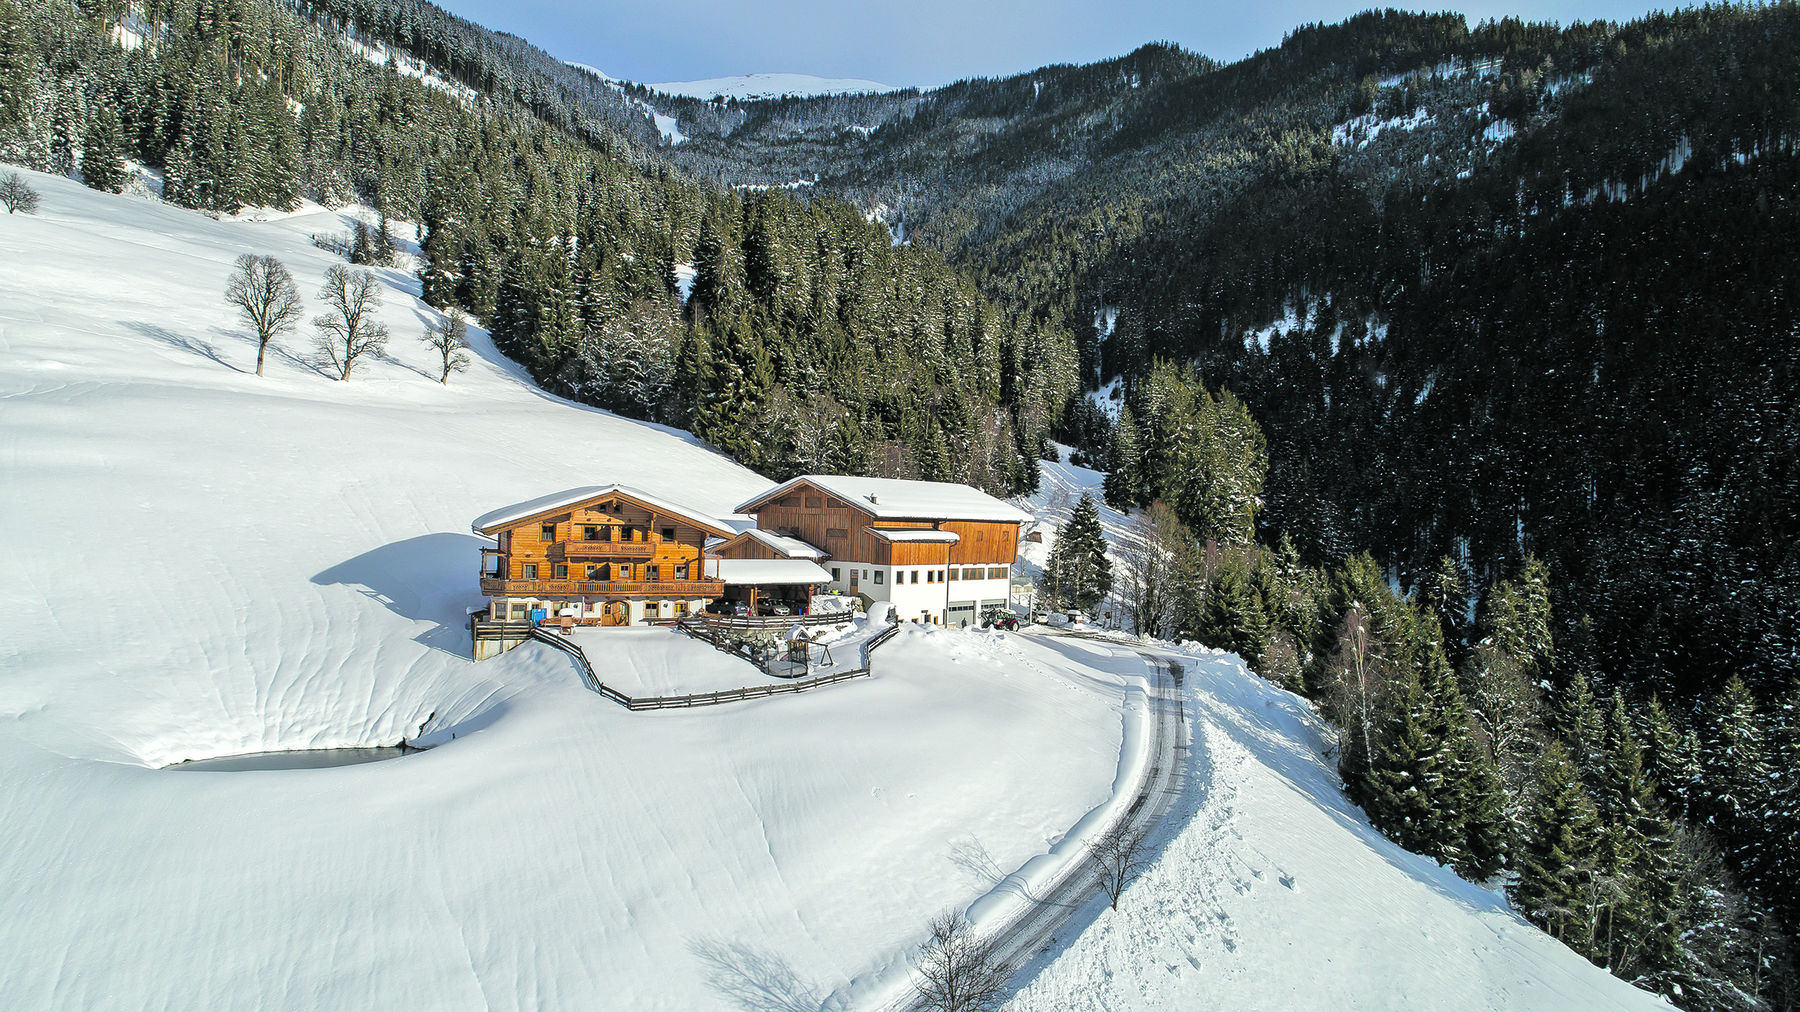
[745,480,1021,568]
[476,488,730,624]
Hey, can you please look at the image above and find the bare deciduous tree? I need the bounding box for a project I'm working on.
[1120,501,1188,639]
[223,254,304,377]
[312,264,388,381]
[1,170,41,214]
[1092,823,1151,910]
[910,911,1013,1012]
[422,307,470,384]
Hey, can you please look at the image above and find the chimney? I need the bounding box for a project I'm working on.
[867,494,879,504]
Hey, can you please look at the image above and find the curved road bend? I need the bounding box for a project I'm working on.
[985,631,1189,989]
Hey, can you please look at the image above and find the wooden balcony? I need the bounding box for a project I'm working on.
[552,539,657,560]
[480,577,724,598]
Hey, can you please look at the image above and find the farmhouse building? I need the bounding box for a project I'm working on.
[732,475,1029,627]
[472,484,737,629]
[471,475,1027,651]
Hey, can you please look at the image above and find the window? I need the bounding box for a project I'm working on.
[540,523,556,542]
[938,570,946,582]
[874,571,885,585]
[989,566,1008,579]
[586,565,600,580]
[675,601,689,615]
[826,528,848,540]
[674,563,689,580]
[805,496,823,509]
[509,602,527,619]
[826,499,845,510]
[646,565,661,581]
[926,570,934,584]
[522,563,538,580]
[612,503,623,513]
[661,527,675,542]
[617,564,634,581]
[864,569,871,580]
[583,525,599,540]
[595,565,609,582]
[554,564,568,579]
[911,570,920,584]
[832,567,842,581]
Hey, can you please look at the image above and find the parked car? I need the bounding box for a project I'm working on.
[760,601,792,616]
[981,607,1019,631]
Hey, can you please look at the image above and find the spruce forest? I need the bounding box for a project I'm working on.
[3,0,1796,1006]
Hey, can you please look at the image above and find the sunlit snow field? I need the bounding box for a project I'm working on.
[0,172,1130,1009]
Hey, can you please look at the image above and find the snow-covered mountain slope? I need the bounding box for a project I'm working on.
[650,72,895,100]
[1003,456,1660,1009]
[0,172,1133,1008]
[1007,642,1664,1010]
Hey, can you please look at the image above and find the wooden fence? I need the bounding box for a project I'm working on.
[531,619,900,711]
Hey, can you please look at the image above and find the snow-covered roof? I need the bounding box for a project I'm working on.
[735,475,1031,524]
[706,558,833,586]
[866,528,960,544]
[740,528,829,559]
[472,484,734,538]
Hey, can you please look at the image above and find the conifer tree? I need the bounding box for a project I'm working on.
[1455,734,1510,881]
[1055,492,1112,613]
[1103,404,1143,512]
[1634,694,1697,817]
[80,101,126,193]
[1421,553,1471,659]
[1694,676,1771,885]
[1764,681,1800,929]
[1555,666,1606,785]
[1511,741,1602,953]
[1592,690,1682,983]
[1369,666,1453,859]
[1199,558,1268,665]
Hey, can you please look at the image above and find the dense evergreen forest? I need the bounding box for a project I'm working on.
[4,0,1798,1006]
[670,7,1800,1005]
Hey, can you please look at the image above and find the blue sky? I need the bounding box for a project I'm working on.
[443,0,1679,89]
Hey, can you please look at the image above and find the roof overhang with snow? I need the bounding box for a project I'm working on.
[866,528,960,543]
[716,528,830,559]
[472,484,736,539]
[707,558,834,586]
[733,475,1031,524]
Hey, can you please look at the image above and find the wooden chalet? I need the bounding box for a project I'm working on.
[472,484,733,633]
[732,475,1030,626]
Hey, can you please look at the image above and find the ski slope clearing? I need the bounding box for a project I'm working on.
[0,172,1132,1009]
[651,72,895,100]
[1006,643,1664,1011]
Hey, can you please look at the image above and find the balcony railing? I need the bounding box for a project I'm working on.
[552,540,657,560]
[480,577,723,598]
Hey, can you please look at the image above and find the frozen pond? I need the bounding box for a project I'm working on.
[165,746,421,771]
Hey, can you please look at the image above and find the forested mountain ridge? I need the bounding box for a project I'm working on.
[671,6,1800,707]
[666,11,1800,1003]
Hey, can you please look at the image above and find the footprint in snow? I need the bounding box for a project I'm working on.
[1279,873,1297,889]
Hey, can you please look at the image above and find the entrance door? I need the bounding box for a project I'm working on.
[601,601,628,626]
